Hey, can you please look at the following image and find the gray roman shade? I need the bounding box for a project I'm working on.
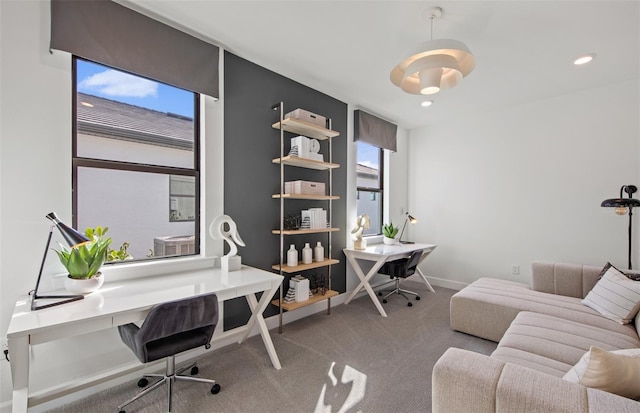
[354,110,397,152]
[50,0,219,97]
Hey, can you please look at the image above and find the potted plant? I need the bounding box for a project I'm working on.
[53,226,112,294]
[382,223,399,245]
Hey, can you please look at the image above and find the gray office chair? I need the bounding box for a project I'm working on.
[377,250,422,306]
[117,292,221,413]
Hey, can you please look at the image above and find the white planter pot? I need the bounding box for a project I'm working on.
[383,236,396,245]
[65,272,104,294]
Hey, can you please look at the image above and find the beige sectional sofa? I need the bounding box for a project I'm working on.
[432,262,640,413]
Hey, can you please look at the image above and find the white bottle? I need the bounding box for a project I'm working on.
[302,242,313,264]
[287,244,298,267]
[314,241,324,262]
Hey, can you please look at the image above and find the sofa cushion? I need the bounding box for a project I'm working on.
[492,312,640,377]
[451,277,639,342]
[563,346,640,400]
[582,264,640,324]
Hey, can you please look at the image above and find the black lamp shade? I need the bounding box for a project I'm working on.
[45,212,89,247]
[601,198,640,208]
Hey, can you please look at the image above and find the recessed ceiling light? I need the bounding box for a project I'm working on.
[421,100,433,107]
[80,102,94,107]
[573,54,596,65]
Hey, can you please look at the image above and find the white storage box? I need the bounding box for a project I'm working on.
[285,180,325,195]
[285,108,326,128]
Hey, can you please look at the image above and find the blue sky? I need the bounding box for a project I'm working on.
[357,141,380,170]
[76,59,194,118]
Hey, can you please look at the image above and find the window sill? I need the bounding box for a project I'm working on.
[364,234,384,245]
[51,255,218,285]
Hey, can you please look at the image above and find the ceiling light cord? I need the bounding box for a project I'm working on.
[430,13,434,41]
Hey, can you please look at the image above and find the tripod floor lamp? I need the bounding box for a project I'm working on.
[601,185,640,270]
[31,212,90,310]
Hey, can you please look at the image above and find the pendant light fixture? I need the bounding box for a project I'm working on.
[390,6,475,95]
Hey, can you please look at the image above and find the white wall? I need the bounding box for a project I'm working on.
[0,2,224,409]
[409,79,640,289]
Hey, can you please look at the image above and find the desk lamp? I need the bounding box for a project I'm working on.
[31,212,89,310]
[399,213,418,244]
[601,185,640,270]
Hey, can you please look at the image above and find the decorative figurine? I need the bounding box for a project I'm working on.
[209,214,245,272]
[351,214,370,250]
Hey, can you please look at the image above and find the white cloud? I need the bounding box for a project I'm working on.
[79,70,158,98]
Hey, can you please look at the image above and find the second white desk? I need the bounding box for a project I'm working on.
[343,243,437,317]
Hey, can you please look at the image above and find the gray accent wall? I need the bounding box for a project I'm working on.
[223,52,347,330]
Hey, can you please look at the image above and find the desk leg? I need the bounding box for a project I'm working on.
[416,250,436,293]
[344,254,388,317]
[8,335,29,413]
[241,283,282,370]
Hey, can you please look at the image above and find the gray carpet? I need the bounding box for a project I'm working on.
[47,281,496,413]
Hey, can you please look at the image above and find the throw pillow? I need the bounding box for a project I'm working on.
[563,346,640,399]
[598,261,640,281]
[582,264,640,324]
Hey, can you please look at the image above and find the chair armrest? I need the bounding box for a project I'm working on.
[118,323,144,362]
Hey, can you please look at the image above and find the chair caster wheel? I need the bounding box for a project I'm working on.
[382,299,388,304]
[416,296,421,300]
[191,366,199,375]
[211,383,221,394]
[378,292,382,296]
[407,302,413,307]
[119,410,126,413]
[137,378,148,388]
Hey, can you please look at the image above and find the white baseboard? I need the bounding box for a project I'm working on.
[426,276,468,291]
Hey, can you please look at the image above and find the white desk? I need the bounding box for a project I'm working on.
[6,265,283,412]
[343,243,437,317]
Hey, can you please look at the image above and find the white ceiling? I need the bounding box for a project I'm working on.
[123,0,640,130]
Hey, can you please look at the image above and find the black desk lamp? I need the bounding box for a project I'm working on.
[601,185,640,270]
[399,213,418,244]
[31,212,89,310]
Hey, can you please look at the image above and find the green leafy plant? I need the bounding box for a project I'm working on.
[382,223,399,239]
[53,226,112,279]
[107,241,132,261]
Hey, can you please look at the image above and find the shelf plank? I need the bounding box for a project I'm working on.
[272,194,340,200]
[272,156,340,170]
[272,259,340,273]
[271,289,339,311]
[272,228,340,235]
[272,118,340,140]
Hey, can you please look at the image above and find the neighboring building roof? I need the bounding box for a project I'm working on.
[76,92,194,150]
[357,163,379,178]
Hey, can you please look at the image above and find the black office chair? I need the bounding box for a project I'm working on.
[117,292,221,413]
[377,250,423,306]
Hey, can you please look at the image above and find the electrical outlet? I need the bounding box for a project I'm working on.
[511,265,520,275]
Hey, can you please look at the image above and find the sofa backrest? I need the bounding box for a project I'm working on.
[531,262,603,298]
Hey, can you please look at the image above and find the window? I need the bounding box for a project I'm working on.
[356,141,383,235]
[73,57,200,262]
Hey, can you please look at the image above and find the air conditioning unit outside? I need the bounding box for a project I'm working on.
[154,235,195,257]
